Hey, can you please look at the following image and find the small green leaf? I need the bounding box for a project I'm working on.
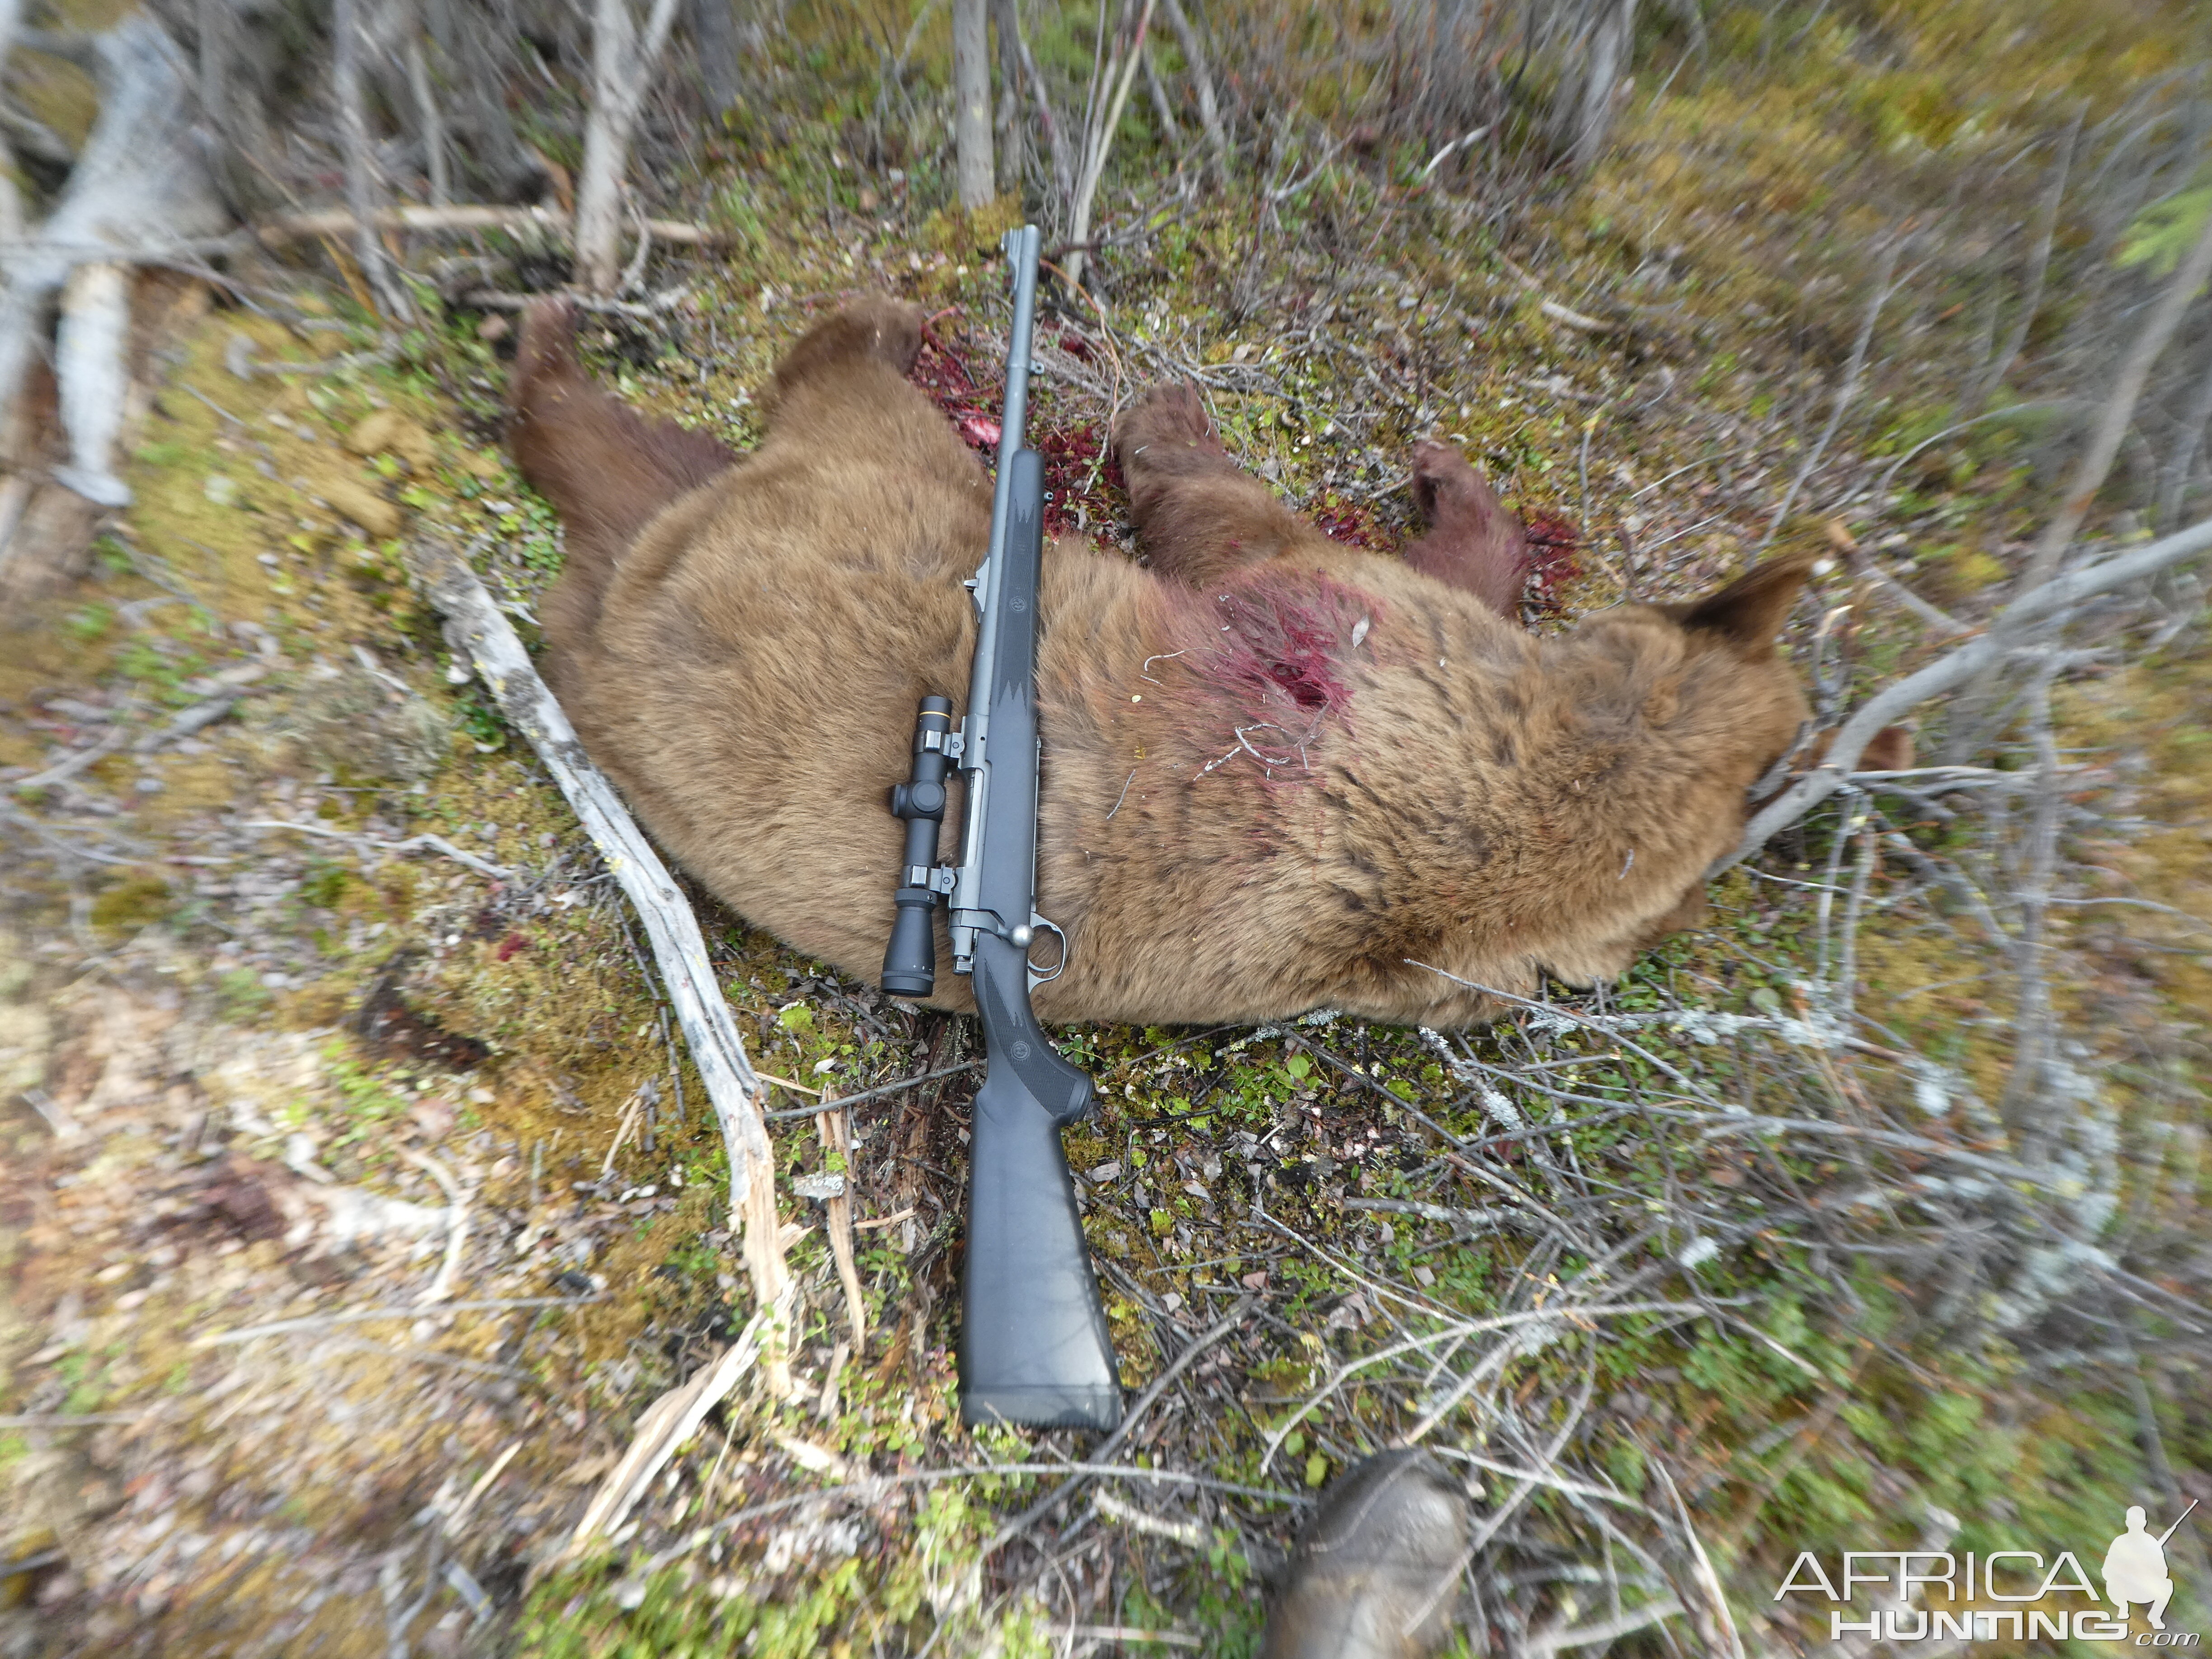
[1303,1453,1330,1487]
[2118,183,2212,280]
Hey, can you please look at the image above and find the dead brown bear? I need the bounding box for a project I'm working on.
[509,295,1875,1029]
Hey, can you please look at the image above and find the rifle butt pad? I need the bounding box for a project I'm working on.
[959,936,1123,1431]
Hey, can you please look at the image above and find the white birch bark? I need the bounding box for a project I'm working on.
[953,0,994,208]
[575,0,684,295]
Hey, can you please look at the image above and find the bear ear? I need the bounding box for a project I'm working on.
[1673,553,1818,655]
[1859,723,1914,773]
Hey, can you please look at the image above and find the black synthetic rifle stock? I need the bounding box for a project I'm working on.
[882,225,1124,1431]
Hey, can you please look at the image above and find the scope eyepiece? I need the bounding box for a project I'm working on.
[883,695,958,1000]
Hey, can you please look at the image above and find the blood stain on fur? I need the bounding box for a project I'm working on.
[1308,492,1387,550]
[1521,511,1582,612]
[1195,570,1379,726]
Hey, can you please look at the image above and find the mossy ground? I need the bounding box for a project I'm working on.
[5,4,2210,1655]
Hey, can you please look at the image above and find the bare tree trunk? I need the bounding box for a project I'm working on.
[1158,0,1228,178]
[576,0,683,294]
[0,0,22,241]
[1570,0,1635,170]
[404,4,450,206]
[689,0,742,112]
[990,0,1025,193]
[333,0,413,319]
[952,0,994,207]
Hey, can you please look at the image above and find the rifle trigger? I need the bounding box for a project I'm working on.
[1024,914,1070,985]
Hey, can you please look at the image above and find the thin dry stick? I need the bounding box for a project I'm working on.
[411,537,793,1392]
[1760,239,1899,551]
[568,1311,766,1549]
[1063,0,1154,291]
[1157,0,1229,178]
[399,1147,471,1305]
[817,1101,868,1347]
[985,1295,1257,1554]
[1008,10,1073,200]
[1970,105,2082,417]
[2020,193,2212,593]
[403,6,450,208]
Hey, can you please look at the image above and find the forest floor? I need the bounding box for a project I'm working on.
[4,20,2211,1659]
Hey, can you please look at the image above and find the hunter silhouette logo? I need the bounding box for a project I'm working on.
[1773,1499,2202,1645]
[2106,1502,2196,1632]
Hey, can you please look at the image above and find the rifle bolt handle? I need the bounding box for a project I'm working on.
[1009,924,1034,948]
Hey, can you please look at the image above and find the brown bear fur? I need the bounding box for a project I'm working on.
[510,295,1834,1028]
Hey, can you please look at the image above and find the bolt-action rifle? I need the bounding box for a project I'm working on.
[881,226,1123,1430]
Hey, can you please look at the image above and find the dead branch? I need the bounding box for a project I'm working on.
[1759,239,1901,550]
[0,12,225,444]
[409,536,793,1392]
[569,1311,765,1548]
[1495,252,1620,335]
[1008,7,1074,204]
[1157,0,1229,179]
[1064,1,1155,291]
[253,203,722,256]
[1970,106,2082,419]
[817,1101,868,1346]
[2020,188,2212,592]
[403,2,451,208]
[1726,507,2212,865]
[243,817,515,881]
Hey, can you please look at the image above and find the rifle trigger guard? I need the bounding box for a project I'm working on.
[1023,913,1069,984]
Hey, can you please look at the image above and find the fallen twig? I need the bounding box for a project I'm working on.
[196,1297,598,1347]
[985,1295,1257,1554]
[409,537,793,1392]
[1495,253,1618,335]
[244,818,515,881]
[569,1310,765,1549]
[818,1101,868,1347]
[399,1146,471,1305]
[761,1060,983,1119]
[459,285,691,319]
[253,203,723,248]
